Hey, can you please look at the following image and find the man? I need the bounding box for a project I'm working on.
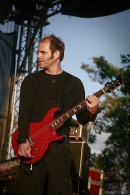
[17,34,99,195]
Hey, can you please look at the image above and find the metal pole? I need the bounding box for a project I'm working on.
[6,83,17,159]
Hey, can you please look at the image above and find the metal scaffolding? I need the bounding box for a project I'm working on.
[3,0,85,160]
[3,0,64,160]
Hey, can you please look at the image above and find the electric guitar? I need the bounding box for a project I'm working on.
[12,78,122,165]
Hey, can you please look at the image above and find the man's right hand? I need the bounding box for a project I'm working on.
[18,139,32,158]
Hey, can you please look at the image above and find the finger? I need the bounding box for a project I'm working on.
[18,146,31,158]
[92,95,99,101]
[19,148,27,157]
[86,96,93,104]
[24,147,31,158]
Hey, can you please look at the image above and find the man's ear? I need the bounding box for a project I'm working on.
[54,50,60,60]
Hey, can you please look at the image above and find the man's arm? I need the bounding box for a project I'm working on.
[18,75,34,158]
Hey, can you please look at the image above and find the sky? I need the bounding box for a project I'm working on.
[43,9,130,154]
[0,8,130,154]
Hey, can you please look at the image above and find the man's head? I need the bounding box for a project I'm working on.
[40,34,65,62]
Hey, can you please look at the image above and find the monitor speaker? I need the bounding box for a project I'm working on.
[70,140,91,195]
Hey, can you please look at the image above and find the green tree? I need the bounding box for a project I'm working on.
[81,54,130,193]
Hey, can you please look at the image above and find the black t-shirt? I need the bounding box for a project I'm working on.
[18,70,96,141]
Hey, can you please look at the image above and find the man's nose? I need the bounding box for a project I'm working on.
[37,53,41,58]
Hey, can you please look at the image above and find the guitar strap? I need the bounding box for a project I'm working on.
[58,73,72,113]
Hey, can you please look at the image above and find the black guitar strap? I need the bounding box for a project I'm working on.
[58,73,72,113]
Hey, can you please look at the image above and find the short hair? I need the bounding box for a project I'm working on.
[40,34,65,61]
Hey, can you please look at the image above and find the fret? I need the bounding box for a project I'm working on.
[50,100,86,130]
[94,89,104,98]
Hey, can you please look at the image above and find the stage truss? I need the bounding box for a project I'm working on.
[1,0,88,160]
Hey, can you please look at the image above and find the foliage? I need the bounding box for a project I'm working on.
[81,54,130,184]
[81,56,121,84]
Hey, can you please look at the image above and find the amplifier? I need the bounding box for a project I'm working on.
[70,123,89,142]
[70,140,91,194]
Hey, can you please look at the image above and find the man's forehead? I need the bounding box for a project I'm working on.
[38,41,50,48]
[41,39,51,44]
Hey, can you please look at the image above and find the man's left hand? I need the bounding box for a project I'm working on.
[85,95,99,114]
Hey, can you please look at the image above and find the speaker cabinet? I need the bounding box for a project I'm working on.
[70,140,91,195]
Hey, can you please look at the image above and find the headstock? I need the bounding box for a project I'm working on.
[103,78,122,93]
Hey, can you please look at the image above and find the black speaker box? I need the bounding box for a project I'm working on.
[70,141,91,195]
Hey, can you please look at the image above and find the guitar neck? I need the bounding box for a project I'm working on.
[93,88,105,98]
[50,75,123,130]
[50,88,105,130]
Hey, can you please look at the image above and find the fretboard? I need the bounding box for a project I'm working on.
[50,88,105,130]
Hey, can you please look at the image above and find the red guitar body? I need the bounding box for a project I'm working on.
[12,107,64,165]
